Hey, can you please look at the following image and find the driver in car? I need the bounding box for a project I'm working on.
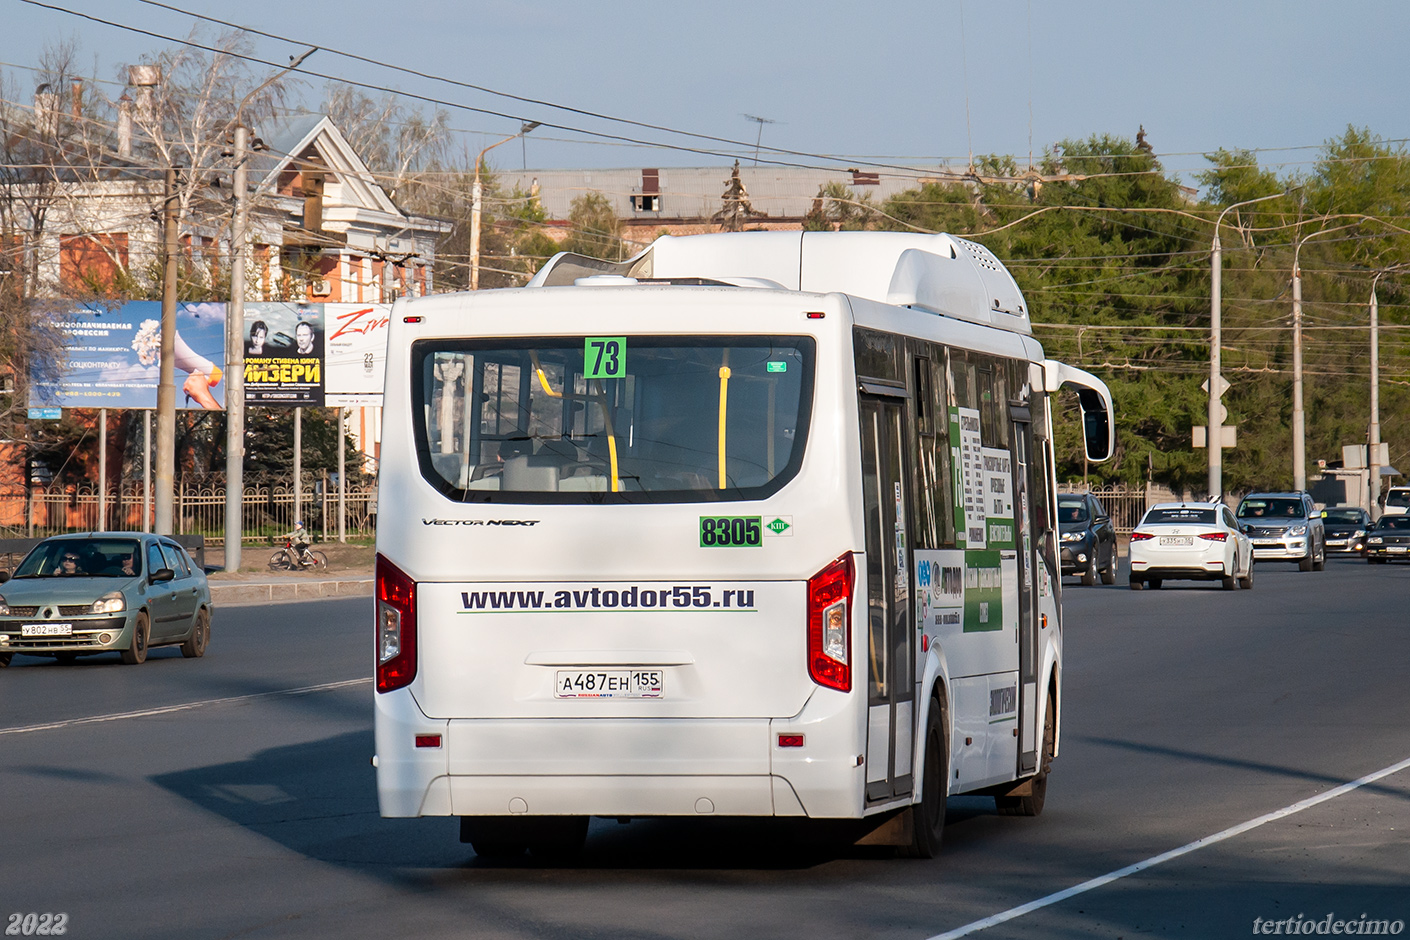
[57,550,85,576]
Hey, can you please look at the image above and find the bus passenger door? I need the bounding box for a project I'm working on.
[859,395,915,802]
[1011,409,1041,776]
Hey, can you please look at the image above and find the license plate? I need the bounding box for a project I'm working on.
[1253,540,1278,546]
[21,623,72,637]
[555,669,664,699]
[1159,536,1193,546]
[1389,546,1408,553]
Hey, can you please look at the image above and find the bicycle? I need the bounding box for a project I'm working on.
[268,537,328,570]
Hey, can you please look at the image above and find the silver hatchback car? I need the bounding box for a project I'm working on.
[0,533,212,666]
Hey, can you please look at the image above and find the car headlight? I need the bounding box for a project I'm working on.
[1354,529,1367,538]
[1287,524,1308,536]
[0,595,8,617]
[1060,531,1083,543]
[1368,537,1383,545]
[90,592,126,615]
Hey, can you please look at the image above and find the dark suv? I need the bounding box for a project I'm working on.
[1057,492,1118,585]
[1235,491,1326,571]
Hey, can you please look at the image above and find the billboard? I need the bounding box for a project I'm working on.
[323,303,390,406]
[28,301,227,411]
[243,303,324,406]
[28,301,392,412]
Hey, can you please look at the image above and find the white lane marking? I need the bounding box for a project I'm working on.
[928,754,1410,940]
[0,677,372,736]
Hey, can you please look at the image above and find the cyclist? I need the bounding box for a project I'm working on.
[284,521,314,567]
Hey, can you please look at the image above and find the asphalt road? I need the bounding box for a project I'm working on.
[2,555,1407,940]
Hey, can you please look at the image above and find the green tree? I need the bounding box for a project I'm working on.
[561,192,624,260]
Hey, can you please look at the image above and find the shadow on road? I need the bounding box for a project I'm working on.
[152,729,1014,876]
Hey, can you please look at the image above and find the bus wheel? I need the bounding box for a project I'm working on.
[996,689,1055,817]
[460,817,527,860]
[527,816,589,862]
[900,698,947,858]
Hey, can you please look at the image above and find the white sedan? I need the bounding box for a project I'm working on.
[1128,502,1254,591]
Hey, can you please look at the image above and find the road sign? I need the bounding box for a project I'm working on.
[1201,376,1231,398]
[1193,425,1237,449]
[27,407,61,420]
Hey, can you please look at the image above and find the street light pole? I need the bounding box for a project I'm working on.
[1369,271,1385,517]
[470,121,539,291]
[224,47,316,571]
[1209,191,1285,500]
[1290,221,1360,492]
[155,165,180,535]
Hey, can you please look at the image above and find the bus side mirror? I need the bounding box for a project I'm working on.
[1044,360,1115,463]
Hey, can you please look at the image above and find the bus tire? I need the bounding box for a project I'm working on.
[900,697,947,859]
[996,688,1055,817]
[460,817,527,860]
[527,816,589,862]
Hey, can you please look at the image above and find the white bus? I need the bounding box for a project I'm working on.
[373,231,1113,858]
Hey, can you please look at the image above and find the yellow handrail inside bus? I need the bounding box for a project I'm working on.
[528,351,562,399]
[590,379,620,492]
[717,365,731,489]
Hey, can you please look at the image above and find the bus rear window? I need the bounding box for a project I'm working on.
[411,336,814,503]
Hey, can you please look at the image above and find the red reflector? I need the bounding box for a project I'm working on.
[1198,532,1229,542]
[1129,532,1154,542]
[777,734,805,747]
[806,311,825,319]
[403,316,423,323]
[415,734,441,748]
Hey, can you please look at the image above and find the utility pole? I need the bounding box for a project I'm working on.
[225,121,250,568]
[1291,259,1305,492]
[155,166,179,535]
[224,46,316,570]
[1369,276,1383,517]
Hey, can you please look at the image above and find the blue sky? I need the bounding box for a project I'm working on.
[6,0,1408,181]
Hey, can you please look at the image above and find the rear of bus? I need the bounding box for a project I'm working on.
[373,285,869,840]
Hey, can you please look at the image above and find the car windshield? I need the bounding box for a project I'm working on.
[1323,509,1365,524]
[1237,498,1305,519]
[1057,500,1089,524]
[1142,508,1217,525]
[413,336,814,503]
[13,538,142,578]
[1374,516,1410,531]
[1387,490,1410,509]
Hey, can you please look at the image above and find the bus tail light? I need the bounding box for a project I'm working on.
[807,553,854,692]
[376,554,417,693]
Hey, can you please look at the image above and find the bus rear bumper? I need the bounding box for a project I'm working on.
[375,690,868,819]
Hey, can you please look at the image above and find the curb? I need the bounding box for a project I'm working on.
[210,578,373,606]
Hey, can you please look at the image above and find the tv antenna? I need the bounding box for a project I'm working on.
[742,114,780,165]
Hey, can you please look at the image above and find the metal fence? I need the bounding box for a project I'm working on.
[0,477,376,544]
[1056,483,1151,534]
